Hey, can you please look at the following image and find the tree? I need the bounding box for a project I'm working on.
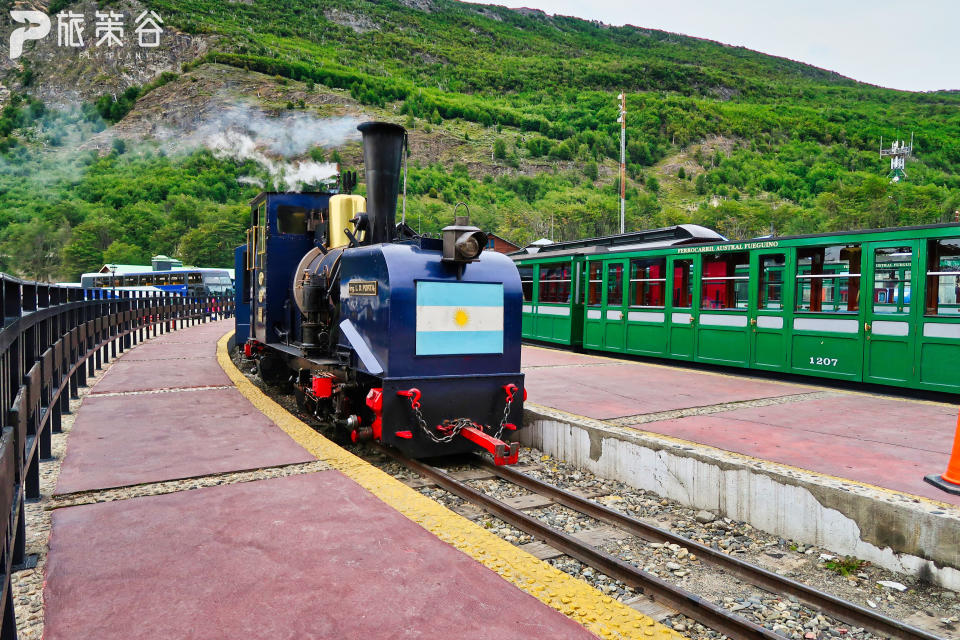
[103,240,148,265]
[695,173,708,195]
[645,175,660,194]
[176,205,246,267]
[61,215,119,279]
[0,220,70,281]
[493,138,507,160]
[583,161,598,181]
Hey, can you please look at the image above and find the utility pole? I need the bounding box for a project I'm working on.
[617,93,626,235]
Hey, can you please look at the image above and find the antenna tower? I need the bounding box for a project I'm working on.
[879,132,914,183]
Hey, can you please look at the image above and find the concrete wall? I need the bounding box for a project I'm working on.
[523,404,960,590]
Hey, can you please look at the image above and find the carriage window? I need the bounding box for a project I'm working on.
[926,238,960,316]
[188,272,203,284]
[587,262,603,306]
[517,266,534,302]
[757,254,785,310]
[672,259,693,308]
[606,263,624,306]
[701,252,749,310]
[872,246,912,314]
[155,274,170,286]
[278,205,309,235]
[170,273,186,285]
[630,258,666,308]
[796,245,861,313]
[539,264,572,304]
[122,275,138,286]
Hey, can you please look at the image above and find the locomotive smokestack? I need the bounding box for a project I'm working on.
[357,121,406,245]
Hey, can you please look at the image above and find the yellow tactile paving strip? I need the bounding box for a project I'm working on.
[217,332,687,640]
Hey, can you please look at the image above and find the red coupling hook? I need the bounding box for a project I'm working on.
[397,388,421,409]
[503,383,518,403]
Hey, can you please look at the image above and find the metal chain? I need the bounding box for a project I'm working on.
[403,390,515,444]
[493,392,515,440]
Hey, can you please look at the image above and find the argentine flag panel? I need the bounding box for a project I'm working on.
[416,282,504,355]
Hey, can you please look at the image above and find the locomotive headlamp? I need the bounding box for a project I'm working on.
[442,206,487,263]
[455,229,487,261]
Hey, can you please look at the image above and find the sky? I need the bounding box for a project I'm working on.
[462,0,959,92]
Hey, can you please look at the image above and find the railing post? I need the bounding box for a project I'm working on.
[2,567,18,638]
[12,497,24,567]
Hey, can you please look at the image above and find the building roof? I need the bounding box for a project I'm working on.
[98,264,151,274]
[487,233,521,250]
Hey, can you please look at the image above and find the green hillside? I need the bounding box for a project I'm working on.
[0,0,958,280]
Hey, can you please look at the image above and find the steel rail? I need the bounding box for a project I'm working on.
[379,447,782,640]
[481,460,940,640]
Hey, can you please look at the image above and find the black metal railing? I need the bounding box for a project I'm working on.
[0,275,235,639]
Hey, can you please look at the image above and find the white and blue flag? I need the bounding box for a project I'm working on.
[415,282,504,355]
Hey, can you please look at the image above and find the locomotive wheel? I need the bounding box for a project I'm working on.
[293,386,311,413]
[256,354,289,387]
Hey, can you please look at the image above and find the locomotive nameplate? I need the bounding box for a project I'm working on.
[348,280,378,296]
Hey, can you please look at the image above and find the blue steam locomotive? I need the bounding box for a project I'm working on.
[234,122,525,464]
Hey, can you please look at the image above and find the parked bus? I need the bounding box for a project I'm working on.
[80,268,234,297]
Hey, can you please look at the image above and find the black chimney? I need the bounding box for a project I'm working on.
[357,121,406,245]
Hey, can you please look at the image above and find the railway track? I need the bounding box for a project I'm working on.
[379,447,942,640]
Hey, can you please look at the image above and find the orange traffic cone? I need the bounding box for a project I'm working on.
[925,410,960,495]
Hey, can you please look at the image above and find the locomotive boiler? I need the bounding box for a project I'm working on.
[235,122,525,464]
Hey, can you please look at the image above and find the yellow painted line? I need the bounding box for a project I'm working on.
[217,331,686,640]
[523,344,957,408]
[527,401,960,512]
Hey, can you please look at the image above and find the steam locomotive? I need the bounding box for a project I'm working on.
[234,122,525,464]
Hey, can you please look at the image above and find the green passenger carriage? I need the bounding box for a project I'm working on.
[512,223,960,394]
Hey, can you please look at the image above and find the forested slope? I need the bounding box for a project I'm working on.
[0,0,957,280]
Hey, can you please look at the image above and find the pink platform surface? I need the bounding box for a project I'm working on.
[56,388,314,494]
[523,358,810,419]
[90,357,231,393]
[44,472,597,640]
[522,346,960,504]
[146,319,232,343]
[119,340,218,361]
[632,397,960,505]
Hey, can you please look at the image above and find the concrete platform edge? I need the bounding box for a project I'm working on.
[216,331,687,640]
[522,403,960,590]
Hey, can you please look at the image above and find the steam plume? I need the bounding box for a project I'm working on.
[158,103,361,191]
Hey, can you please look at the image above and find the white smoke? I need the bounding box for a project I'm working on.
[158,103,362,191]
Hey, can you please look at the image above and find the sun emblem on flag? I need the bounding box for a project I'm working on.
[453,308,470,327]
